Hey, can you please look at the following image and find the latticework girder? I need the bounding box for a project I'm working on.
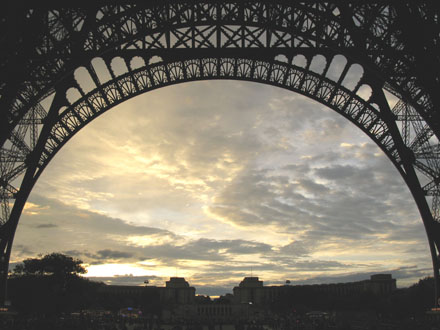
[1,0,440,306]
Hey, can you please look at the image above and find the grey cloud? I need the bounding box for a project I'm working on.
[390,266,433,282]
[94,249,134,260]
[26,194,175,238]
[134,238,272,262]
[14,196,288,265]
[35,223,57,229]
[22,249,134,264]
[384,222,429,243]
[12,195,177,264]
[10,244,34,258]
[62,250,84,257]
[302,151,344,164]
[208,205,267,227]
[314,164,358,180]
[282,163,311,174]
[289,260,353,270]
[297,178,330,195]
[208,169,320,229]
[208,154,425,251]
[190,258,351,275]
[220,240,273,255]
[279,241,311,258]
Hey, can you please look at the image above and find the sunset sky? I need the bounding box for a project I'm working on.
[11,80,432,296]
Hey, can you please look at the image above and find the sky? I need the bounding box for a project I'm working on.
[10,80,433,296]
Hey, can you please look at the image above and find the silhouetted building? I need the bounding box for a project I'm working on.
[369,274,397,294]
[98,276,195,307]
[99,284,153,296]
[300,274,397,297]
[233,276,281,304]
[232,274,396,305]
[160,277,195,305]
[97,274,396,322]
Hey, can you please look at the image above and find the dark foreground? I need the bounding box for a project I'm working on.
[1,313,440,330]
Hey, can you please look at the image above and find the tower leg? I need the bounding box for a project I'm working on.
[0,254,7,307]
[428,225,440,307]
[0,174,40,307]
[0,90,63,307]
[0,234,12,307]
[429,240,439,306]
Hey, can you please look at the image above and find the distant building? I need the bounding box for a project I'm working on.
[301,274,397,297]
[232,274,397,305]
[368,274,397,294]
[98,276,195,306]
[233,276,280,304]
[160,277,195,305]
[194,303,251,322]
[98,274,397,321]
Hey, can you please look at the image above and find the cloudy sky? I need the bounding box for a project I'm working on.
[11,80,432,296]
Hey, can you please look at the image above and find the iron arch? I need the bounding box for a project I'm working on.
[1,1,440,306]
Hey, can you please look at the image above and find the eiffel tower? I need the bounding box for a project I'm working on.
[1,1,440,306]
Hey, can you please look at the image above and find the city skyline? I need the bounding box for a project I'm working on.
[10,80,432,297]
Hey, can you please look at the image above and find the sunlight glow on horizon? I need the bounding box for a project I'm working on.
[84,263,153,277]
[84,263,194,281]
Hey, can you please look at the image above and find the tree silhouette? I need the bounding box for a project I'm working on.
[13,253,86,277]
[9,253,91,314]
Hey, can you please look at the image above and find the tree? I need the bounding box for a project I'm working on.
[9,253,91,314]
[13,252,87,278]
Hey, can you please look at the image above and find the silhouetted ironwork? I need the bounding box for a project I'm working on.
[1,1,440,306]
